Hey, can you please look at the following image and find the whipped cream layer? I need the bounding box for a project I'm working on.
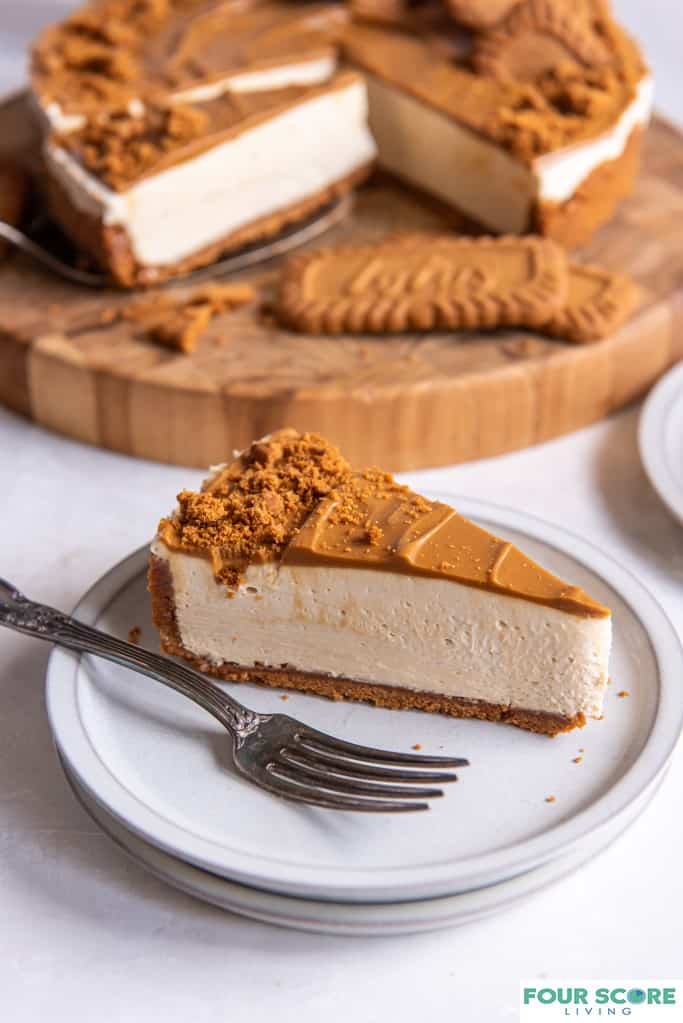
[154,542,611,721]
[45,77,376,268]
[365,72,653,233]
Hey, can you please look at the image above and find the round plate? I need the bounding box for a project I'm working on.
[639,360,683,526]
[62,758,664,937]
[46,497,683,902]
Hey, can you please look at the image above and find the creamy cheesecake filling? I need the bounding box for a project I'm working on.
[154,542,611,721]
[364,73,536,234]
[364,72,653,233]
[45,78,376,268]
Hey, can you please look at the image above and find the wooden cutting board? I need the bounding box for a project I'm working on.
[1,91,682,471]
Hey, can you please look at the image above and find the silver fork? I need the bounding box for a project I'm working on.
[0,579,468,813]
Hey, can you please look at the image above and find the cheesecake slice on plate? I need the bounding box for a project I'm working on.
[148,430,611,735]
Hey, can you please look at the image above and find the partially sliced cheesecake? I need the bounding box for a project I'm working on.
[148,430,611,735]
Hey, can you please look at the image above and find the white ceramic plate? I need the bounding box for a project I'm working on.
[46,497,683,902]
[62,759,665,937]
[639,360,683,526]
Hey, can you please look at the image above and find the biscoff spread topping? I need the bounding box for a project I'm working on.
[312,468,434,550]
[159,430,353,584]
[32,0,170,111]
[57,102,208,188]
[32,0,341,118]
[157,429,610,616]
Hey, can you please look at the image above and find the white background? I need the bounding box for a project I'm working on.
[1,3,682,1021]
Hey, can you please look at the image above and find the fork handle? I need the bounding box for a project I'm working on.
[0,578,261,740]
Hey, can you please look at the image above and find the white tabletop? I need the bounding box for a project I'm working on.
[2,3,683,1020]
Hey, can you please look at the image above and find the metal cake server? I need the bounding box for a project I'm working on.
[0,193,352,290]
[0,578,468,813]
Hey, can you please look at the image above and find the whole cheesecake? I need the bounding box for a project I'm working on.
[148,430,611,735]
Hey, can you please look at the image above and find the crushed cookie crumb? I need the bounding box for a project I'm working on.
[617,690,630,698]
[545,795,556,803]
[412,743,422,751]
[159,430,353,587]
[128,625,141,644]
[280,694,289,701]
[57,101,209,190]
[364,523,383,546]
[572,756,583,764]
[104,282,255,352]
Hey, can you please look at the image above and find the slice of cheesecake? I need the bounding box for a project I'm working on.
[32,0,375,286]
[43,71,375,286]
[149,430,611,735]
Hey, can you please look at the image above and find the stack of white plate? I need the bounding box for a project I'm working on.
[47,497,683,936]
[640,361,683,527]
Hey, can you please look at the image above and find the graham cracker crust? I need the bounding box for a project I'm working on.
[46,163,373,288]
[148,553,586,737]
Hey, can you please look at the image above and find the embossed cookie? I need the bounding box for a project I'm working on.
[472,0,613,82]
[0,162,28,260]
[446,0,522,30]
[278,234,569,335]
[545,263,641,343]
[349,0,411,26]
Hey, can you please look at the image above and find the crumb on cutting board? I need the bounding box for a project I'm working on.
[103,282,256,353]
[128,625,141,645]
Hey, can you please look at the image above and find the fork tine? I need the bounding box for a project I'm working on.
[285,744,460,783]
[276,749,444,799]
[263,766,429,812]
[295,732,470,769]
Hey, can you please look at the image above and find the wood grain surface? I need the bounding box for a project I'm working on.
[1,92,682,471]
